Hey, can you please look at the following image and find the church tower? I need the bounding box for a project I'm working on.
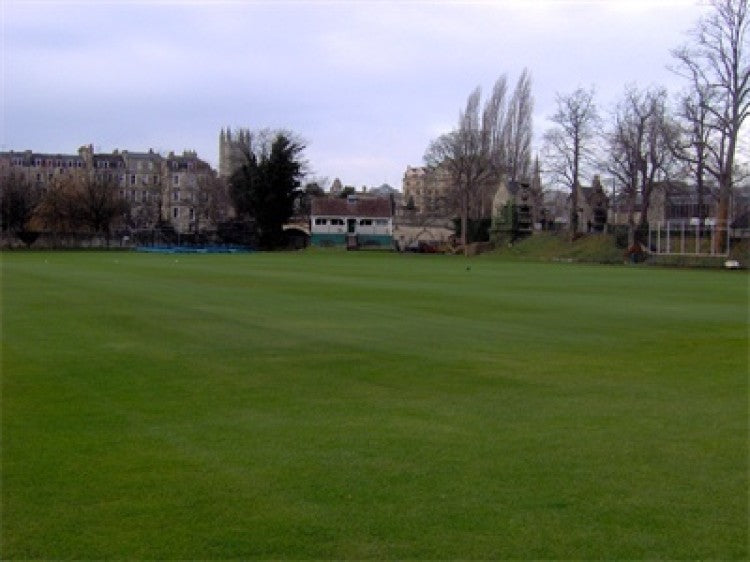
[219,127,251,178]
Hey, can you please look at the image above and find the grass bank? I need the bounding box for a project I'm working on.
[490,232,625,263]
[2,251,747,558]
[488,231,749,267]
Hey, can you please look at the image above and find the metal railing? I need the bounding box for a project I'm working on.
[648,220,730,256]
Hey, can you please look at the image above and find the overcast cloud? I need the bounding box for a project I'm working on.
[2,0,709,189]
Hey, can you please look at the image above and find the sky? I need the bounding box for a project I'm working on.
[2,0,711,191]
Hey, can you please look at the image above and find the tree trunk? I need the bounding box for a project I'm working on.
[715,138,735,253]
[627,182,637,246]
[715,188,730,253]
[569,184,578,241]
[462,192,469,257]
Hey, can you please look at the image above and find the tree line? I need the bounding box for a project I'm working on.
[426,0,747,252]
[0,175,130,247]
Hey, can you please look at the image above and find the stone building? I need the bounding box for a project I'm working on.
[489,158,547,239]
[402,164,494,219]
[576,175,609,232]
[0,148,89,189]
[218,127,251,178]
[119,149,165,230]
[402,165,454,217]
[1,145,219,235]
[164,150,217,233]
[491,179,544,235]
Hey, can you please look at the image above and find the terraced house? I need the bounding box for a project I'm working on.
[0,145,223,235]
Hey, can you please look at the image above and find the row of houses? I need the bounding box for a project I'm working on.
[0,145,226,234]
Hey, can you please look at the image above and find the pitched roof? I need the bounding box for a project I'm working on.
[311,196,392,218]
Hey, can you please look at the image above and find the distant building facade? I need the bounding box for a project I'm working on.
[491,160,546,235]
[0,145,221,234]
[576,175,609,232]
[402,164,496,220]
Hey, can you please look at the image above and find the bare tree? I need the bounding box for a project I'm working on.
[424,77,508,254]
[133,193,162,231]
[671,79,716,225]
[671,0,749,249]
[34,177,81,243]
[605,85,679,242]
[194,173,231,236]
[76,175,130,246]
[542,86,600,237]
[503,69,534,183]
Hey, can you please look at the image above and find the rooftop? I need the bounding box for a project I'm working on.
[311,196,392,218]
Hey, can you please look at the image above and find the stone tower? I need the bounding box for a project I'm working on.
[219,127,251,178]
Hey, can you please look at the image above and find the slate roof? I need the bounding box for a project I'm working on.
[311,196,392,218]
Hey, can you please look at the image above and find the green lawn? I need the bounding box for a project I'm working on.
[2,250,747,559]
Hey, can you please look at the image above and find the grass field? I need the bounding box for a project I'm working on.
[2,250,747,559]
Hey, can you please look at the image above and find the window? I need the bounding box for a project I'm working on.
[374,219,388,226]
[173,189,180,201]
[189,208,195,220]
[314,218,327,225]
[173,207,179,219]
[130,174,136,185]
[330,218,344,226]
[359,219,372,226]
[173,175,179,186]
